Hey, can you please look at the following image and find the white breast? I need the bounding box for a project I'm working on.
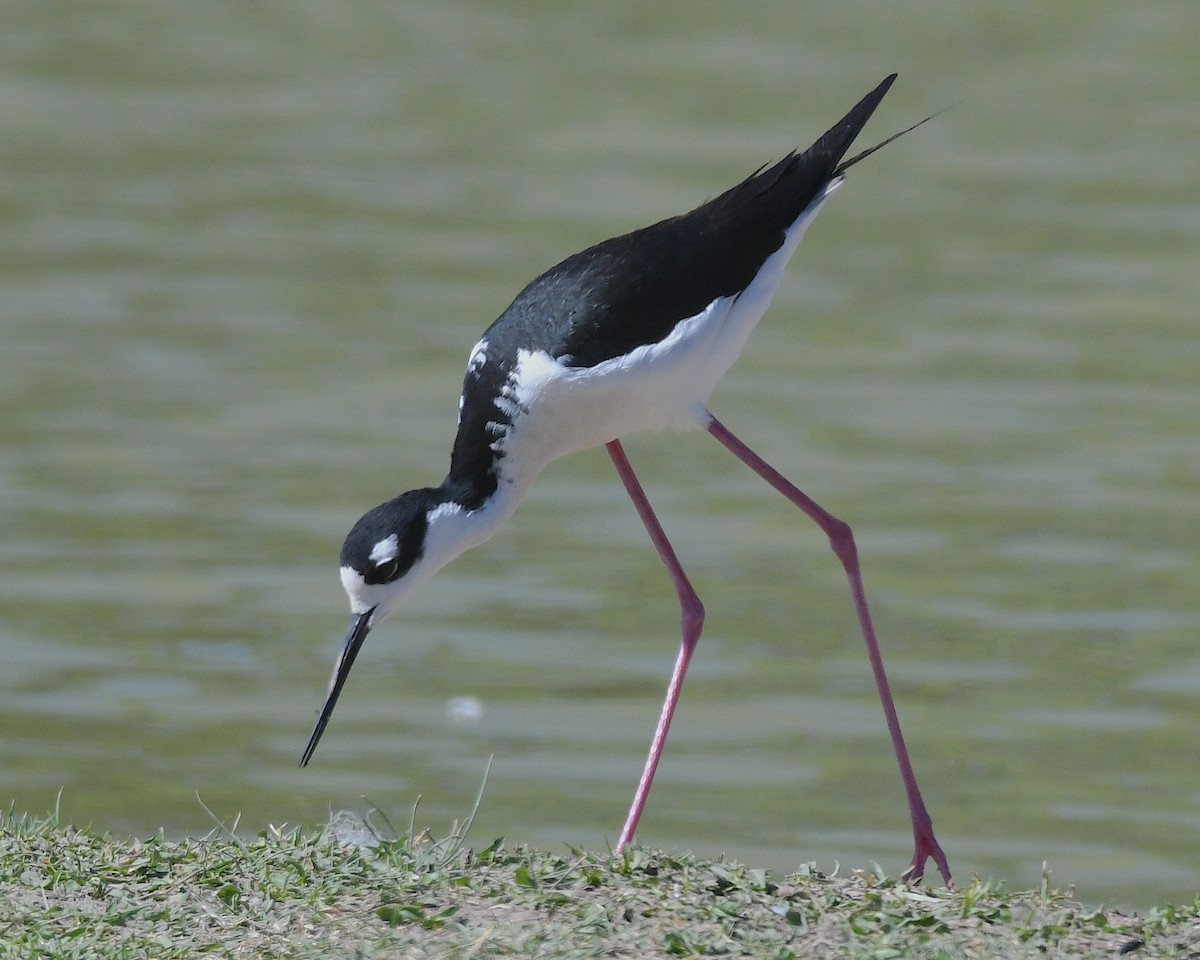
[491,179,841,491]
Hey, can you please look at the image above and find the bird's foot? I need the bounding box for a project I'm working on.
[901,821,953,887]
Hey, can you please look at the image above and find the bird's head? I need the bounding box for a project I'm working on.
[338,489,435,620]
[300,487,442,766]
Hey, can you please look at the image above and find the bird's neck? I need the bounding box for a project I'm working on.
[424,468,532,569]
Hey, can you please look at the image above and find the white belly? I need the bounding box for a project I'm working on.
[495,181,839,486]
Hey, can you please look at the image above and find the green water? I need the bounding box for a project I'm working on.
[2,1,1198,909]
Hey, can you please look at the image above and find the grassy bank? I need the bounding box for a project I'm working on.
[1,805,1195,959]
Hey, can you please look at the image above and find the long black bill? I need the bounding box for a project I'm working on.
[300,608,375,766]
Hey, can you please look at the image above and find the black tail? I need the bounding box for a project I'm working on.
[836,86,954,175]
[804,73,898,175]
[708,74,898,220]
[797,73,950,178]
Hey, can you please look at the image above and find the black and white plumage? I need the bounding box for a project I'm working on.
[302,74,951,884]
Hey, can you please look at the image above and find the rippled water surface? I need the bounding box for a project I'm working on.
[2,1,1198,909]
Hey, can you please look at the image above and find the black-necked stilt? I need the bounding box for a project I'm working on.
[302,74,951,884]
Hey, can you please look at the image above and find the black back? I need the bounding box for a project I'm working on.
[445,75,896,507]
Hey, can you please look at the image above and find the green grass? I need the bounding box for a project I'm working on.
[1,801,1195,959]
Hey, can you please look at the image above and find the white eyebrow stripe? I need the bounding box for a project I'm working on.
[369,534,400,565]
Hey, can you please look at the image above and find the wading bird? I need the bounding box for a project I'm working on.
[301,74,951,884]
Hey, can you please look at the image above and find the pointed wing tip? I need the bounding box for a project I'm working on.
[800,74,899,175]
[854,73,900,124]
[849,74,899,124]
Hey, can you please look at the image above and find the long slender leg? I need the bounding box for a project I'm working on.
[706,413,951,885]
[605,439,705,853]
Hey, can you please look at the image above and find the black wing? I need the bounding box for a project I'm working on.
[481,74,896,369]
[444,74,896,505]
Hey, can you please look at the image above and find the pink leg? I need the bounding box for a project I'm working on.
[605,439,705,853]
[706,413,951,885]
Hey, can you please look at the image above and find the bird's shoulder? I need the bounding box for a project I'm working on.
[441,148,839,504]
[480,151,836,370]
